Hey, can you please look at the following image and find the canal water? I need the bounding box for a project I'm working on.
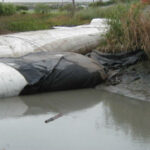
[0,88,150,150]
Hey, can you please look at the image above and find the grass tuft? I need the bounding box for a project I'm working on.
[98,2,150,58]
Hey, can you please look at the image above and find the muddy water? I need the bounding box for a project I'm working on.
[0,89,150,150]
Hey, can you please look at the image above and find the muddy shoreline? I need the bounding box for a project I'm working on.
[97,60,150,101]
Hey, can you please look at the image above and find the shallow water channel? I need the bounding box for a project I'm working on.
[0,89,150,150]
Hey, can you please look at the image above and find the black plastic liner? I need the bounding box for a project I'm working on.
[88,50,147,70]
[0,52,106,95]
[87,50,148,85]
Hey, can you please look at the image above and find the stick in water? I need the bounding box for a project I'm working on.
[45,113,63,123]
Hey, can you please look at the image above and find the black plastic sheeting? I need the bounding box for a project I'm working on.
[0,52,106,95]
[87,50,147,85]
[88,50,147,70]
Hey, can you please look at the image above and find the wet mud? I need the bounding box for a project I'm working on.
[97,60,150,101]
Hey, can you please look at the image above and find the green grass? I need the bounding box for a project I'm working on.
[0,3,16,16]
[89,0,115,7]
[75,5,120,20]
[0,11,90,33]
[0,14,50,33]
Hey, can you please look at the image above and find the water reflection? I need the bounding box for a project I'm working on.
[102,94,150,142]
[0,89,101,118]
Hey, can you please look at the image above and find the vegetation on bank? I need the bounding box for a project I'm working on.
[0,2,119,34]
[0,0,139,33]
[0,12,90,34]
[0,3,16,16]
[98,2,150,56]
[89,0,115,7]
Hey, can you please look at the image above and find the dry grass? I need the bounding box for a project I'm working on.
[98,2,150,58]
[139,15,150,58]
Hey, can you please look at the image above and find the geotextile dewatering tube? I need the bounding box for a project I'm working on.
[0,52,107,98]
[0,19,108,57]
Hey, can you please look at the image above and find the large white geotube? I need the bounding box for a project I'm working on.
[0,18,108,57]
[0,63,28,98]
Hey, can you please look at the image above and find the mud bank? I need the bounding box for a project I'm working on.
[89,50,150,101]
[97,60,150,101]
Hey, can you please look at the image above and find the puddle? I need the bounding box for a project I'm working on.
[0,89,150,150]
